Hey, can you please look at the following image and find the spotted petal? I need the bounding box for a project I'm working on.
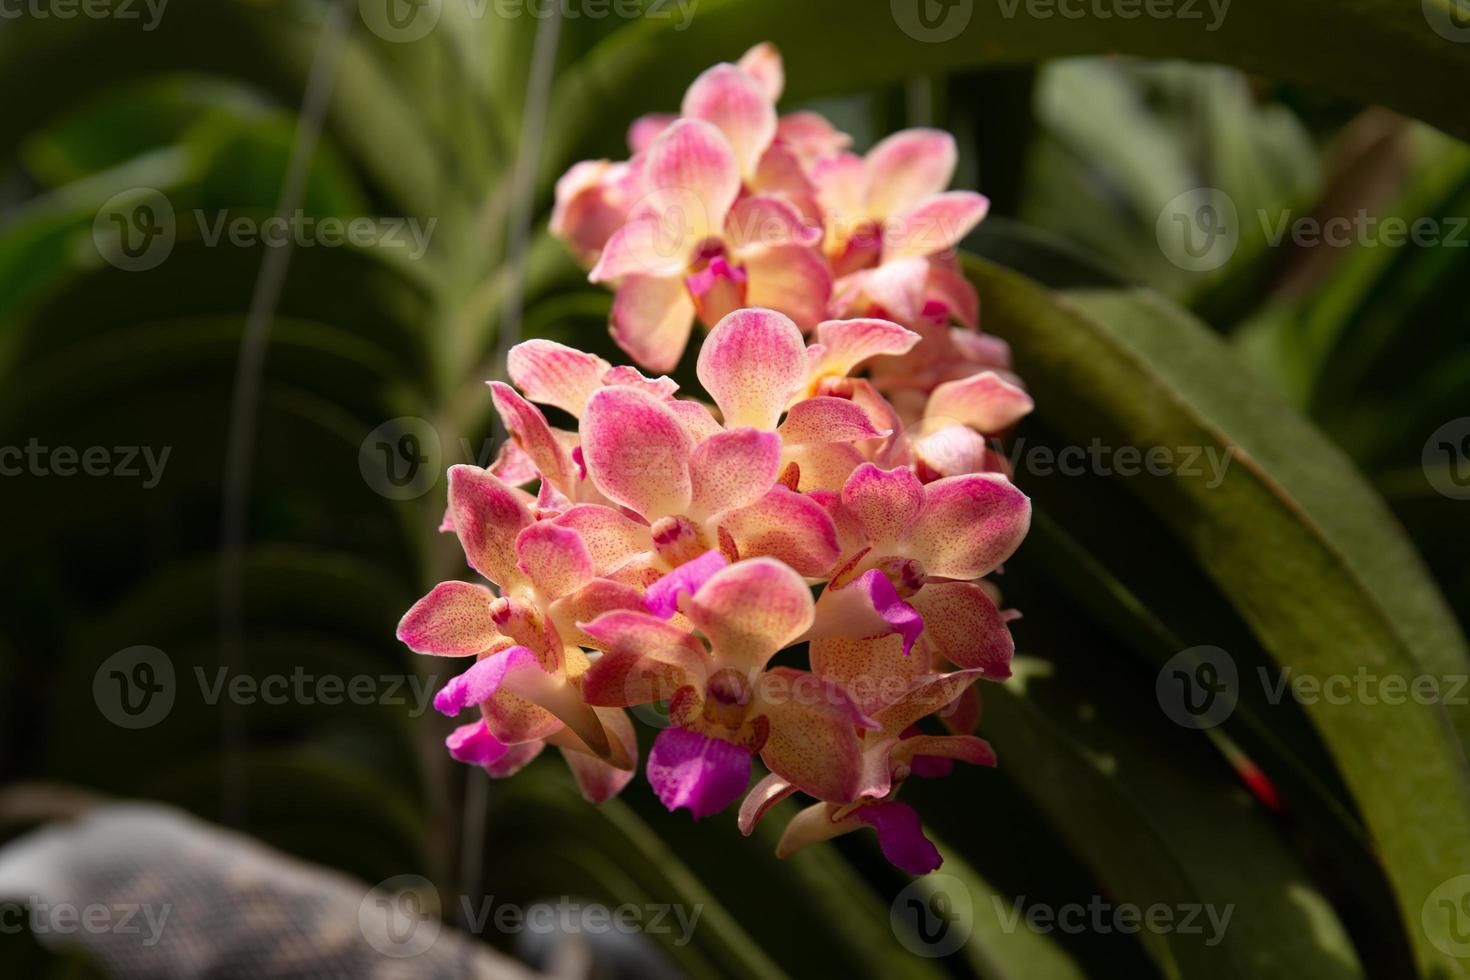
[715,486,841,577]
[609,273,697,375]
[864,129,957,218]
[689,427,782,519]
[447,466,532,589]
[925,370,1034,433]
[755,667,875,803]
[507,340,611,418]
[581,386,695,520]
[904,474,1031,579]
[682,64,777,181]
[697,308,808,430]
[689,558,815,673]
[397,581,501,657]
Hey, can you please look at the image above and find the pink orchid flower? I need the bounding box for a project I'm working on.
[580,553,877,819]
[589,119,831,373]
[816,130,990,324]
[397,466,643,800]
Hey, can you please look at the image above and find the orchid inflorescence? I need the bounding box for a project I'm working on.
[397,44,1034,875]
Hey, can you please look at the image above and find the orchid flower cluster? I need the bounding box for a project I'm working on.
[397,45,1034,875]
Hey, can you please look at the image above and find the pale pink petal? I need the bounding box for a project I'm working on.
[588,213,692,281]
[783,442,867,493]
[397,581,500,656]
[644,549,729,620]
[737,42,784,102]
[754,668,874,802]
[661,399,721,444]
[885,192,989,262]
[715,486,841,578]
[813,153,868,232]
[551,160,631,263]
[601,365,680,400]
[446,721,510,766]
[447,465,532,588]
[581,386,694,520]
[925,370,1033,433]
[864,129,958,218]
[810,634,928,716]
[725,195,820,253]
[738,773,796,835]
[911,424,990,481]
[507,340,611,418]
[579,610,709,705]
[840,463,923,549]
[807,569,923,655]
[904,474,1031,579]
[832,257,929,323]
[549,577,646,650]
[873,669,986,735]
[515,522,594,599]
[552,504,648,577]
[489,440,539,487]
[647,727,751,820]
[628,113,677,154]
[926,263,979,329]
[752,143,820,221]
[697,307,807,430]
[776,112,852,165]
[850,801,942,875]
[642,119,742,240]
[809,318,920,379]
[689,427,782,518]
[609,274,697,375]
[777,396,886,445]
[907,582,1014,677]
[488,382,574,492]
[742,246,833,330]
[682,557,814,673]
[682,65,777,180]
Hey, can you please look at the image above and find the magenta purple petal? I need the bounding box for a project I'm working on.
[850,801,942,875]
[647,726,752,820]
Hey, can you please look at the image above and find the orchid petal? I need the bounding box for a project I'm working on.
[446,721,510,766]
[777,396,885,445]
[908,582,1014,678]
[482,738,546,778]
[644,549,729,620]
[689,558,815,673]
[397,581,501,657]
[642,119,741,242]
[647,727,752,819]
[807,568,923,655]
[755,667,874,802]
[738,773,796,836]
[682,65,777,180]
[893,733,996,770]
[550,577,646,650]
[725,195,819,253]
[689,426,782,518]
[513,522,594,600]
[737,42,784,102]
[873,669,987,735]
[507,340,611,418]
[925,370,1034,433]
[588,213,691,281]
[865,129,957,218]
[840,463,923,549]
[582,386,695,519]
[697,308,807,430]
[775,111,852,164]
[447,465,532,588]
[559,708,639,803]
[832,257,929,323]
[884,192,989,261]
[809,634,928,717]
[905,474,1031,579]
[628,113,677,154]
[809,318,921,379]
[552,505,648,577]
[742,246,833,331]
[715,486,841,578]
[488,382,575,492]
[609,274,697,375]
[580,610,709,707]
[850,802,943,875]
